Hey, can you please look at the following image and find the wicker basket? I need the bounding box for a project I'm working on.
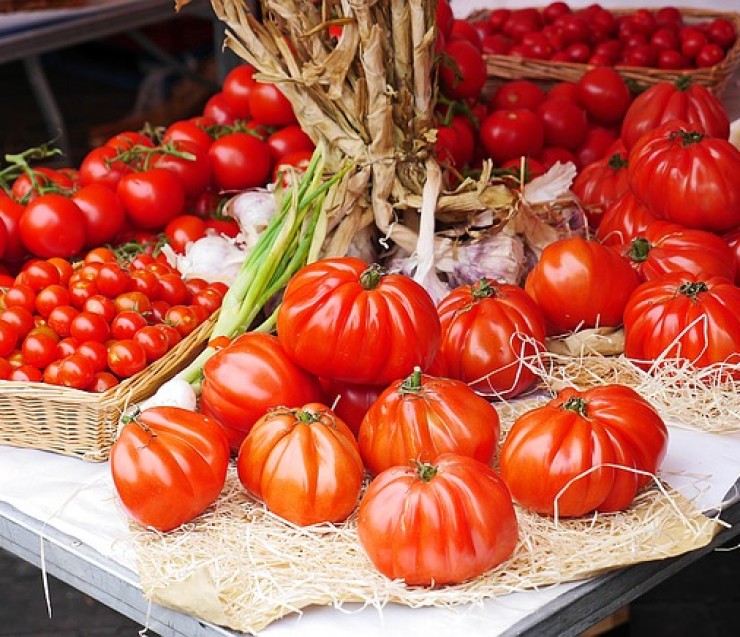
[472,7,740,96]
[0,312,217,462]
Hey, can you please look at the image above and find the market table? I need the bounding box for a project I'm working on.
[1,424,738,637]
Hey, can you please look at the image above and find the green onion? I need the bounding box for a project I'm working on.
[177,142,348,388]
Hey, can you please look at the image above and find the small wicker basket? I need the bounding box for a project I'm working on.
[0,312,217,462]
[473,7,740,96]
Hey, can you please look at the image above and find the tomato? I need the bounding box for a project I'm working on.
[266,125,315,164]
[538,146,577,169]
[628,121,740,233]
[575,127,618,169]
[113,291,152,315]
[696,43,725,68]
[436,0,454,39]
[78,146,131,190]
[221,64,256,120]
[89,371,119,392]
[155,322,182,350]
[430,279,545,398]
[70,311,111,343]
[105,130,153,152]
[95,263,131,298]
[0,193,26,263]
[536,98,589,151]
[624,272,740,374]
[165,304,200,337]
[3,284,36,313]
[572,151,630,228]
[525,237,641,335]
[679,26,707,61]
[203,91,238,125]
[107,339,147,378]
[318,379,384,437]
[21,328,59,368]
[0,306,35,338]
[596,191,657,246]
[163,215,207,254]
[272,150,313,186]
[57,353,95,390]
[110,310,148,340]
[19,194,86,259]
[357,453,518,586]
[621,77,730,150]
[439,38,486,100]
[75,340,108,372]
[35,284,70,318]
[163,119,213,155]
[357,368,500,476]
[208,132,273,191]
[56,336,79,359]
[576,67,631,125]
[277,257,441,386]
[0,321,18,357]
[480,109,545,165]
[117,168,186,230]
[248,82,298,127]
[11,167,74,204]
[723,226,740,286]
[69,183,125,249]
[200,332,325,450]
[10,364,43,382]
[133,325,169,363]
[500,385,669,517]
[236,403,363,525]
[152,140,212,201]
[618,220,736,282]
[490,80,546,112]
[110,406,230,531]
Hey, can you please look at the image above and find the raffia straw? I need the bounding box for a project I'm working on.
[132,464,719,635]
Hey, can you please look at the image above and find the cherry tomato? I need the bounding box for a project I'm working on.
[0,306,35,338]
[105,130,153,152]
[577,67,632,125]
[440,38,487,100]
[248,82,298,127]
[75,340,108,372]
[0,321,19,357]
[537,98,589,151]
[83,294,117,323]
[21,328,59,368]
[203,91,238,125]
[164,215,207,254]
[152,140,212,200]
[110,310,148,340]
[96,263,132,298]
[221,64,256,120]
[0,193,26,263]
[89,370,119,392]
[133,325,169,362]
[57,353,95,390]
[10,364,43,382]
[165,304,200,337]
[78,146,132,190]
[696,43,725,68]
[11,167,74,204]
[208,132,273,191]
[19,194,86,259]
[163,119,213,154]
[107,339,148,378]
[3,284,36,313]
[117,168,186,230]
[35,284,71,318]
[266,125,315,164]
[480,109,545,164]
[490,80,546,112]
[70,311,111,343]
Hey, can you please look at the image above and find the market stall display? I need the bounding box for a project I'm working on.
[0,0,739,635]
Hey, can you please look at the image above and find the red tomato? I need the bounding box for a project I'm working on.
[266,125,315,164]
[95,263,132,298]
[536,98,588,151]
[319,379,384,437]
[500,385,669,517]
[72,183,126,248]
[357,453,518,586]
[436,0,454,39]
[164,215,207,254]
[70,311,110,344]
[21,328,59,369]
[679,26,707,61]
[105,130,153,152]
[110,406,230,531]
[723,226,740,286]
[107,339,147,378]
[357,368,500,476]
[202,91,238,125]
[577,67,632,125]
[628,121,740,233]
[538,146,577,169]
[133,325,169,363]
[164,304,200,337]
[78,146,132,190]
[199,332,325,450]
[221,64,256,120]
[439,38,487,100]
[276,257,441,386]
[163,119,213,154]
[575,126,618,169]
[19,194,86,259]
[272,150,313,186]
[3,284,36,313]
[0,322,18,357]
[0,192,26,263]
[624,272,740,374]
[20,260,59,290]
[89,371,119,392]
[620,77,730,150]
[490,80,546,112]
[237,403,364,526]
[117,168,186,230]
[84,293,117,322]
[430,279,546,398]
[480,109,545,164]
[75,340,108,372]
[596,191,657,246]
[57,353,95,390]
[618,220,736,282]
[572,151,630,228]
[110,310,148,340]
[525,237,641,335]
[11,167,74,204]
[248,82,298,127]
[35,284,70,318]
[152,140,212,201]
[208,132,273,191]
[696,43,725,68]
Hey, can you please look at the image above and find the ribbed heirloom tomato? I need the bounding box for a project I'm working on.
[199,332,325,450]
[110,406,230,532]
[500,385,669,518]
[357,453,518,586]
[237,403,364,526]
[357,368,500,476]
[276,257,441,386]
[430,279,546,398]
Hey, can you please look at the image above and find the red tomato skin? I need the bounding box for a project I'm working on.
[72,183,126,248]
[577,64,630,126]
[723,226,740,286]
[440,38,487,100]
[248,82,298,127]
[480,109,545,164]
[618,220,736,282]
[620,78,730,150]
[19,194,87,259]
[595,190,657,246]
[208,133,274,191]
[236,403,364,526]
[110,406,230,532]
[525,237,641,335]
[623,272,740,373]
[117,169,186,230]
[357,370,500,476]
[276,257,441,386]
[0,192,27,263]
[536,98,589,151]
[200,332,325,451]
[266,125,315,164]
[320,379,385,437]
[572,151,630,228]
[357,453,518,586]
[490,80,546,112]
[221,64,256,120]
[628,121,740,234]
[500,385,669,517]
[431,280,546,398]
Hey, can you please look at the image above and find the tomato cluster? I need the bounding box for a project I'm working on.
[0,64,312,275]
[0,247,226,389]
[472,3,736,70]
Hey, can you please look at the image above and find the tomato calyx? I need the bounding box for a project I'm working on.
[120,406,158,441]
[562,396,588,417]
[414,460,439,483]
[607,152,628,173]
[359,263,386,290]
[471,278,499,300]
[669,130,704,147]
[674,75,693,92]
[678,280,709,299]
[400,366,424,394]
[627,237,652,262]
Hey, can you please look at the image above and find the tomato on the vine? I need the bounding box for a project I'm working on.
[19,194,87,258]
[117,168,186,230]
